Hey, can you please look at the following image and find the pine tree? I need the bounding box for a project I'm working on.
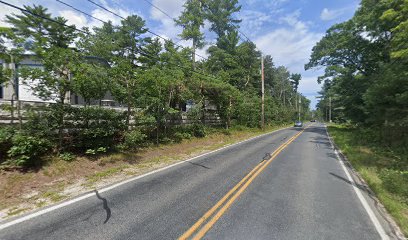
[175,0,205,69]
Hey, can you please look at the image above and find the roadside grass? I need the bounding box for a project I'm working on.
[7,207,30,217]
[41,191,66,203]
[84,165,129,186]
[0,123,290,219]
[328,124,408,236]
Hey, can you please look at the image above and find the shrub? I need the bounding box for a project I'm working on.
[85,149,96,155]
[191,124,206,138]
[67,106,126,151]
[380,169,408,199]
[172,132,185,143]
[59,152,75,162]
[119,129,147,150]
[7,133,52,167]
[97,147,107,153]
[85,147,107,156]
[0,126,15,163]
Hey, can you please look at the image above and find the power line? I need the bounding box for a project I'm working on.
[236,28,252,43]
[0,0,86,34]
[85,0,209,61]
[0,0,222,83]
[86,0,123,19]
[142,0,175,20]
[55,0,212,75]
[144,0,253,46]
[56,0,105,24]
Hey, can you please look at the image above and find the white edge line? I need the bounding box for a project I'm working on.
[0,126,291,231]
[325,125,389,240]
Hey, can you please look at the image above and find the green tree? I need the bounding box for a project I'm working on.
[290,73,301,115]
[379,0,408,59]
[204,0,242,45]
[6,5,78,149]
[0,27,25,127]
[175,0,206,69]
[87,15,149,126]
[71,60,109,106]
[307,0,408,131]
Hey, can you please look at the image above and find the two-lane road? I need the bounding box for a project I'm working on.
[0,124,397,239]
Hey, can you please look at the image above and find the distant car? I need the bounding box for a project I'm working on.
[294,121,303,127]
[310,119,316,122]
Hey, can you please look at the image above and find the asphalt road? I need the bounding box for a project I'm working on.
[0,123,398,240]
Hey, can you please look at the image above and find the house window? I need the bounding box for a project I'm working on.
[0,84,3,99]
[74,95,79,104]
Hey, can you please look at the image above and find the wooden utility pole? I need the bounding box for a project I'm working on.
[298,95,301,122]
[329,96,332,123]
[261,55,265,130]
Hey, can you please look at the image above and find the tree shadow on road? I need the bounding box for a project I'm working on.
[329,172,375,197]
[94,190,111,224]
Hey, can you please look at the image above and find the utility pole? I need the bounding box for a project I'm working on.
[329,96,332,123]
[261,54,265,130]
[295,92,297,119]
[298,95,301,122]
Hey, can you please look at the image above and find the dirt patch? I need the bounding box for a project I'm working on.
[0,125,287,220]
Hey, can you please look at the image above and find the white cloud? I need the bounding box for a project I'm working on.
[299,73,324,109]
[255,10,323,108]
[255,11,322,73]
[0,0,21,27]
[240,10,272,37]
[246,0,288,9]
[59,10,89,28]
[320,8,345,21]
[149,0,185,41]
[298,75,320,95]
[151,0,184,20]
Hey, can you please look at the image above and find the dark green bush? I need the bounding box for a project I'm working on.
[66,106,126,151]
[172,132,185,143]
[0,126,15,163]
[191,124,206,138]
[119,129,147,150]
[7,133,52,167]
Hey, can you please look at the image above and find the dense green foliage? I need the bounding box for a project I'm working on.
[308,0,408,148]
[313,3,408,231]
[0,2,311,168]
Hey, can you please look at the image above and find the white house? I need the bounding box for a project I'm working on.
[0,54,120,107]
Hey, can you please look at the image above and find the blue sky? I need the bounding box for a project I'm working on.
[0,0,360,108]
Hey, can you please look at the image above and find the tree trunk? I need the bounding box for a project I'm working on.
[17,99,22,130]
[57,92,66,152]
[295,92,298,116]
[192,39,196,70]
[156,105,160,145]
[201,83,206,125]
[126,79,131,128]
[10,95,14,124]
[9,56,16,125]
[245,75,250,87]
[227,96,232,129]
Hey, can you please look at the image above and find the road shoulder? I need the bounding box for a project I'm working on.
[325,125,405,240]
[0,125,290,228]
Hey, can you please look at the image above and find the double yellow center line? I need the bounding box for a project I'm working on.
[179,126,310,240]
